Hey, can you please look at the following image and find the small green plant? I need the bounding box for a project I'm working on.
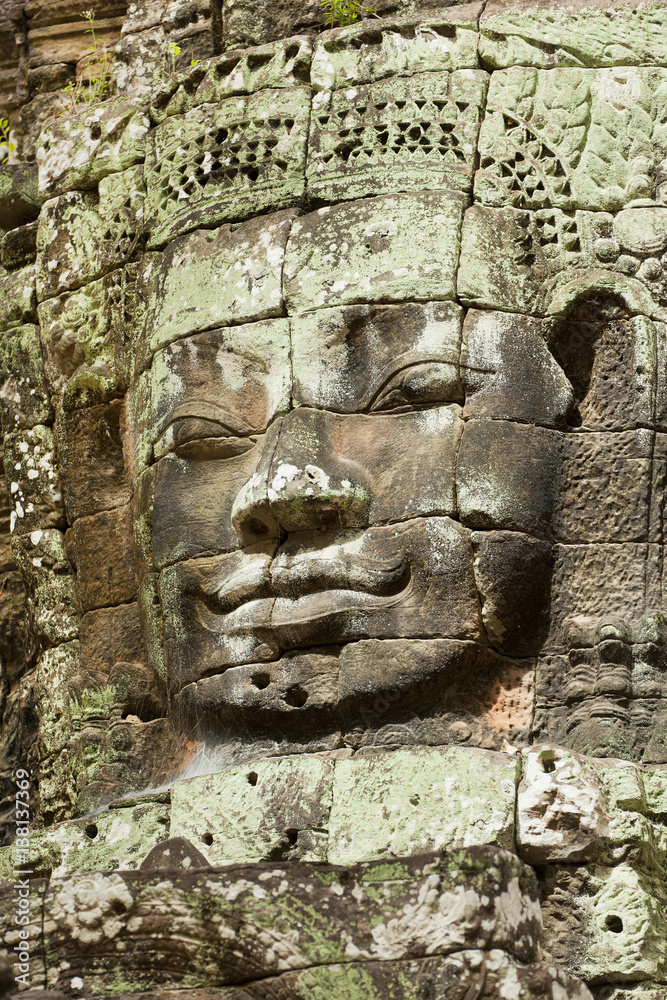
[319,0,378,28]
[162,40,201,78]
[0,117,15,164]
[62,9,111,112]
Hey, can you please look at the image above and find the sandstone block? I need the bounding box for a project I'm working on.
[170,753,333,865]
[150,36,314,124]
[149,321,290,443]
[327,745,519,864]
[291,302,462,412]
[284,191,465,312]
[37,269,136,412]
[30,800,170,878]
[79,602,146,677]
[175,647,340,729]
[472,531,553,656]
[476,66,667,213]
[457,418,561,537]
[480,0,667,71]
[0,163,39,230]
[457,205,664,317]
[143,211,297,353]
[461,309,573,427]
[35,168,145,300]
[1,221,38,272]
[144,87,310,249]
[36,848,542,993]
[57,400,131,522]
[0,324,52,430]
[311,7,481,92]
[36,95,150,199]
[0,265,37,335]
[307,71,487,203]
[71,505,137,612]
[10,529,77,648]
[4,425,64,533]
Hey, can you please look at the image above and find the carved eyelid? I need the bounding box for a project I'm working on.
[367,358,459,410]
[154,401,255,442]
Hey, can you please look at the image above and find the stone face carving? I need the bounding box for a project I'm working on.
[6,0,667,996]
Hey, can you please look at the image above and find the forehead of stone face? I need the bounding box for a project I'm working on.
[144,210,297,355]
[291,302,462,412]
[149,319,291,441]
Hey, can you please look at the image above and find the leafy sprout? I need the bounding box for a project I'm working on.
[319,0,378,28]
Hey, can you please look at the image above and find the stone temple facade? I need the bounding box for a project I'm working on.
[0,0,667,996]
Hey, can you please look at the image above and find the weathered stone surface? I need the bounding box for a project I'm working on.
[170,754,332,864]
[457,418,560,537]
[480,0,667,70]
[35,168,145,300]
[0,265,37,335]
[36,96,150,199]
[308,71,487,203]
[518,745,667,870]
[0,163,39,229]
[10,528,77,648]
[291,302,462,411]
[476,66,667,213]
[284,191,466,311]
[34,640,81,824]
[4,425,64,533]
[32,849,543,994]
[143,211,297,354]
[461,308,573,427]
[57,400,131,521]
[144,87,309,249]
[148,320,291,436]
[311,8,481,92]
[150,36,314,124]
[0,324,52,430]
[1,221,38,272]
[30,800,170,877]
[71,504,137,611]
[327,745,519,863]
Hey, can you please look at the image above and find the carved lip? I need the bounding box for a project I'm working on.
[194,545,412,643]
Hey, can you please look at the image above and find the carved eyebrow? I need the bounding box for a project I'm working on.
[153,400,256,441]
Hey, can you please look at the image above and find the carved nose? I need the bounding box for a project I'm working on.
[231,411,370,545]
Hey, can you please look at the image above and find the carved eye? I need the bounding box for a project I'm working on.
[369,362,461,412]
[154,418,256,460]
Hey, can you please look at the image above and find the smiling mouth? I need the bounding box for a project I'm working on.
[192,540,412,637]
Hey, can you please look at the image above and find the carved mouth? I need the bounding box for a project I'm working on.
[197,541,412,619]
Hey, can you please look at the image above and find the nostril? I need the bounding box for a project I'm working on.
[245,518,269,536]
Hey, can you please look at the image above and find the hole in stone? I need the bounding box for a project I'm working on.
[252,672,271,690]
[247,771,258,786]
[286,828,298,846]
[85,823,98,839]
[542,758,556,773]
[202,832,213,846]
[283,685,308,708]
[606,915,623,933]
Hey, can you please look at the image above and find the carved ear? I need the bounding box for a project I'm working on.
[547,292,651,431]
